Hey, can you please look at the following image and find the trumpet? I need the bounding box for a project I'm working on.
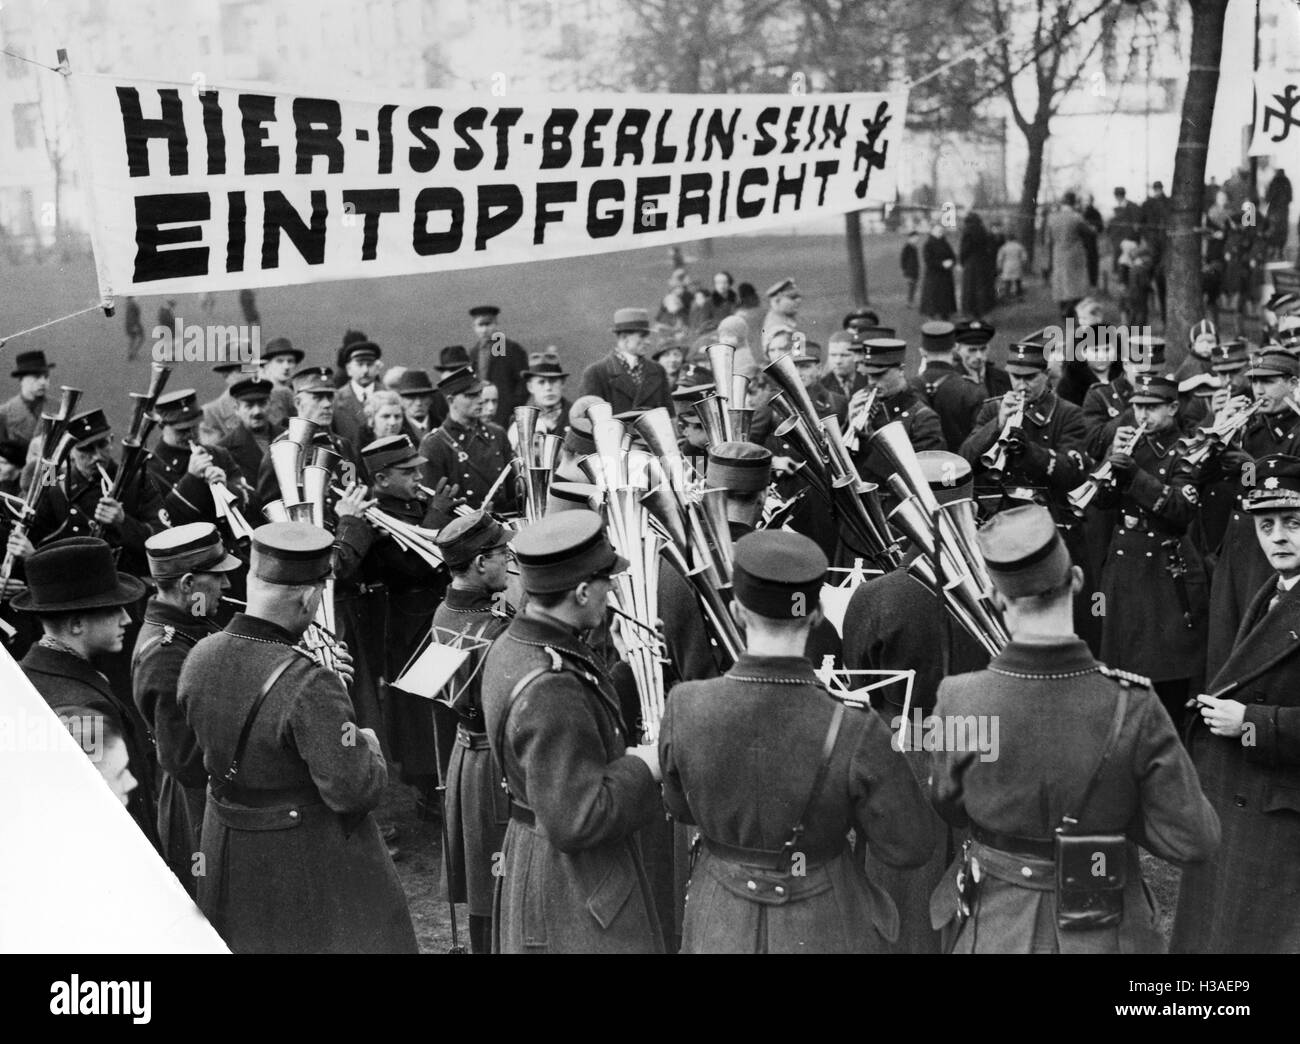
[330,484,445,570]
[1068,422,1149,514]
[980,390,1026,477]
[1176,397,1265,469]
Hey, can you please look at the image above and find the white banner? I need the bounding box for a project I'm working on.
[66,71,908,298]
[1250,69,1300,168]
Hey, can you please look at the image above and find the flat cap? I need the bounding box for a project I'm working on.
[362,434,425,473]
[342,341,381,364]
[732,530,827,619]
[1246,348,1300,378]
[976,504,1072,598]
[512,511,628,594]
[250,522,334,585]
[291,366,337,395]
[146,522,242,580]
[155,389,201,426]
[1243,454,1300,512]
[707,441,772,493]
[435,510,509,569]
[437,366,484,398]
[920,321,956,353]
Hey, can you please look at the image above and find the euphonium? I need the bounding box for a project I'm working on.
[1068,421,1149,514]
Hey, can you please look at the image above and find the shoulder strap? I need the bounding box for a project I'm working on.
[211,653,297,799]
[1059,685,1128,834]
[492,646,564,800]
[779,702,846,869]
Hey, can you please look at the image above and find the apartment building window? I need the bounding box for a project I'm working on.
[13,103,40,150]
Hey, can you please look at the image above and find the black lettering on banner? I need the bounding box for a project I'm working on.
[413,186,464,255]
[226,190,245,273]
[293,97,344,175]
[240,94,279,175]
[583,108,612,167]
[652,110,677,164]
[614,109,649,166]
[803,104,819,151]
[262,189,327,269]
[475,184,523,250]
[823,104,850,148]
[812,159,838,206]
[342,188,400,261]
[407,107,442,173]
[541,109,578,170]
[587,179,624,238]
[377,104,397,175]
[535,182,577,244]
[200,91,225,176]
[773,163,806,214]
[753,107,778,157]
[782,106,804,153]
[117,87,188,178]
[491,108,522,170]
[133,192,209,283]
[677,172,711,228]
[633,176,670,234]
[702,109,738,161]
[719,169,730,221]
[684,108,703,162]
[736,167,768,219]
[453,108,486,171]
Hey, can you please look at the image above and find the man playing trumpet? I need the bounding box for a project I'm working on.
[147,389,248,528]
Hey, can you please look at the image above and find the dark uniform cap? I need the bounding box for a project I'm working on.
[613,307,652,334]
[954,319,996,346]
[212,360,245,375]
[707,441,772,493]
[976,504,1072,599]
[437,366,484,398]
[1123,334,1166,369]
[512,510,628,594]
[1212,338,1250,373]
[791,340,822,364]
[916,450,973,506]
[342,341,381,365]
[920,321,957,353]
[437,345,472,371]
[1243,454,1300,512]
[842,307,880,329]
[291,366,337,394]
[250,522,334,585]
[11,536,146,613]
[469,305,501,319]
[361,434,425,473]
[262,336,303,364]
[860,338,907,371]
[1129,372,1178,405]
[155,389,202,426]
[1246,348,1300,378]
[394,368,436,396]
[766,278,799,299]
[731,530,827,619]
[849,326,896,347]
[434,510,510,569]
[562,416,596,456]
[546,481,600,514]
[145,522,242,580]
[1265,291,1300,316]
[65,409,111,449]
[10,349,54,378]
[230,377,274,403]
[674,367,714,391]
[1005,340,1048,374]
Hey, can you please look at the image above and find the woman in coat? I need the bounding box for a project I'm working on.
[959,212,998,318]
[920,225,957,319]
[1045,193,1092,320]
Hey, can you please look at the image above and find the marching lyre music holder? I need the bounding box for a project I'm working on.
[813,659,916,750]
[819,558,883,637]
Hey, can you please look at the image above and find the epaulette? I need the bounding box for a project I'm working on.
[1097,664,1151,689]
[160,625,176,645]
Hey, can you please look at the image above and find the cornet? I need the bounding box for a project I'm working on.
[1177,397,1265,468]
[980,390,1026,476]
[1067,422,1149,514]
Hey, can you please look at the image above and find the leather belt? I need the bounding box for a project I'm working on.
[703,837,842,870]
[970,821,1055,860]
[215,783,323,808]
[455,724,491,751]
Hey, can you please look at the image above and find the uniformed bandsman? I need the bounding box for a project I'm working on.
[930,505,1219,954]
[256,366,360,508]
[148,389,247,527]
[178,522,417,954]
[788,340,848,425]
[133,523,242,892]
[431,512,516,955]
[1173,454,1300,953]
[911,321,986,452]
[15,537,158,846]
[660,530,935,953]
[1188,338,1252,556]
[1204,348,1300,678]
[1094,373,1207,727]
[481,510,664,953]
[419,366,517,514]
[218,377,279,520]
[1080,335,1167,460]
[850,337,945,491]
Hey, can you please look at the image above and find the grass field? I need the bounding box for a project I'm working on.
[4,232,1186,951]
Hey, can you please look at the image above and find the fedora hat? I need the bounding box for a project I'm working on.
[12,537,145,613]
[11,350,54,378]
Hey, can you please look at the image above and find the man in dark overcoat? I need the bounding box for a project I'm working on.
[178,522,417,954]
[468,305,530,415]
[1173,455,1300,953]
[578,308,673,414]
[930,505,1219,953]
[660,530,935,953]
[481,510,664,953]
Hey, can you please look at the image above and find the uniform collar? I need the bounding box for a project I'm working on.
[727,653,822,682]
[443,415,479,436]
[445,585,497,611]
[143,596,221,637]
[988,636,1098,678]
[226,611,300,646]
[1025,389,1058,424]
[509,608,602,671]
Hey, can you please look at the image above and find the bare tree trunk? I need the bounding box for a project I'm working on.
[845,211,868,304]
[1166,0,1230,364]
[1018,123,1049,270]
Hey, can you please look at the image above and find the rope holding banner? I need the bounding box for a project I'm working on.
[0,303,107,350]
